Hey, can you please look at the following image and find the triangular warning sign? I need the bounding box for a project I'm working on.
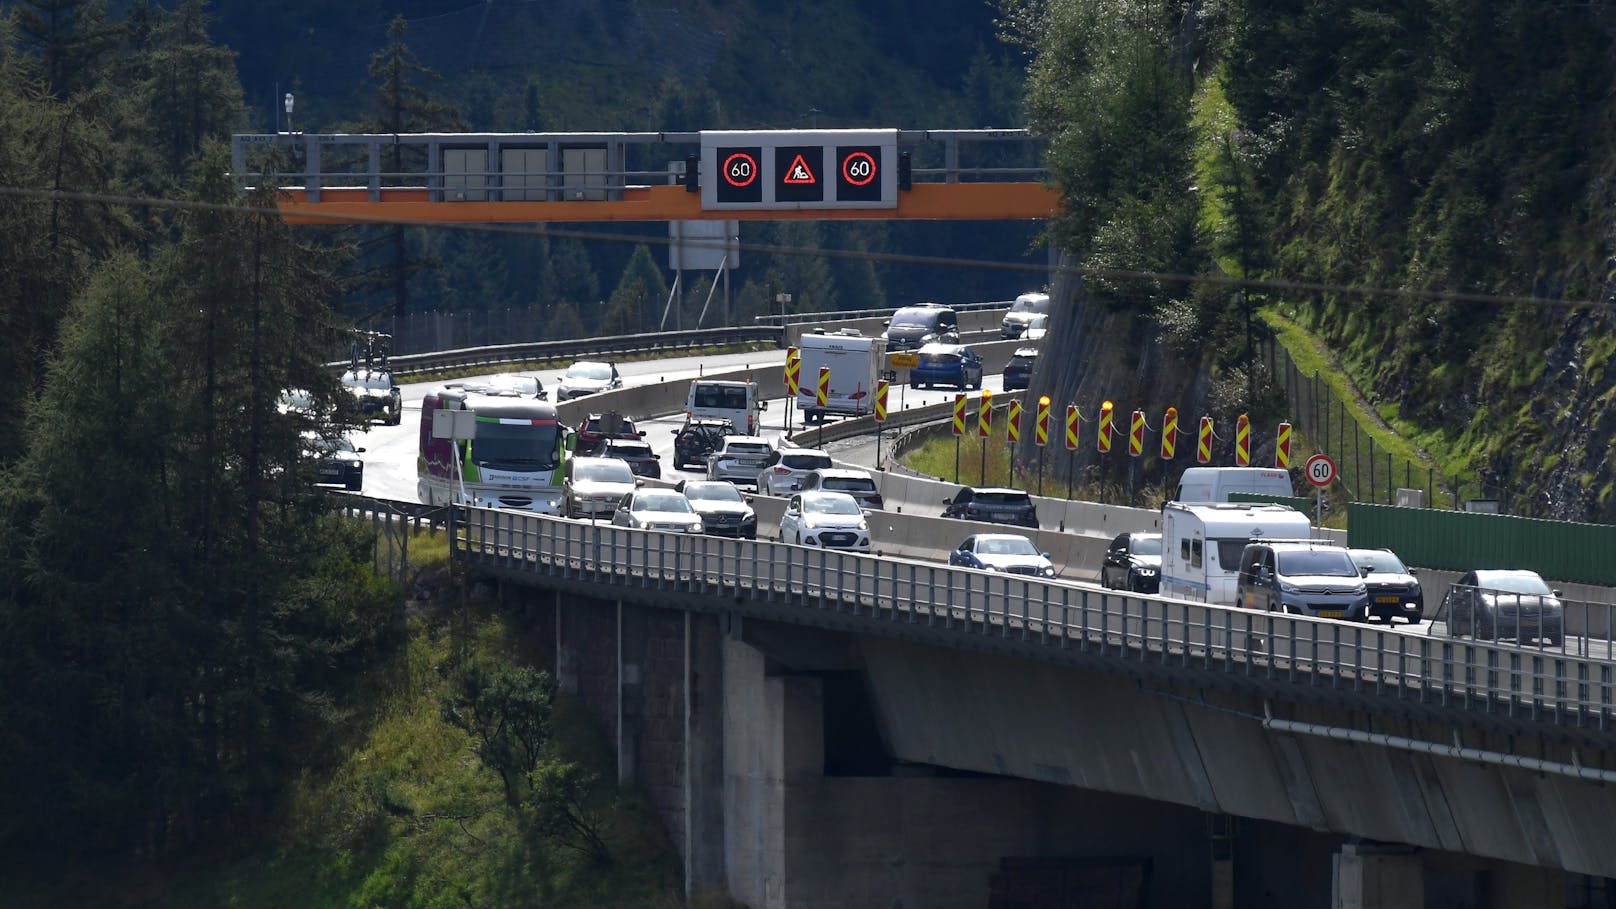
[783,154,817,184]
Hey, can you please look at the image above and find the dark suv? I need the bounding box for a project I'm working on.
[1101,532,1162,593]
[576,412,643,456]
[1441,569,1562,646]
[883,302,961,352]
[941,486,1039,528]
[1002,347,1039,392]
[671,417,735,470]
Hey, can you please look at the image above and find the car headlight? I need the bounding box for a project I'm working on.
[856,519,868,531]
[1042,566,1056,577]
[1135,566,1156,576]
[688,520,703,532]
[921,332,937,342]
[1279,581,1299,594]
[348,460,362,468]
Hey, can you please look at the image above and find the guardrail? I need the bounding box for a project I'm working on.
[326,325,783,378]
[442,503,1616,736]
[752,300,1016,326]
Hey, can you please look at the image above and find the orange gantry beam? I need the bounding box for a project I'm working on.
[274,182,1060,225]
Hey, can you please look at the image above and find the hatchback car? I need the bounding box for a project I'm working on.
[561,456,640,519]
[304,433,365,491]
[576,412,643,456]
[757,447,835,496]
[707,436,776,485]
[600,438,661,478]
[798,467,884,510]
[1442,569,1563,646]
[941,486,1039,528]
[1002,347,1039,392]
[949,533,1056,578]
[1348,548,1424,624]
[1101,532,1162,593]
[777,491,872,551]
[676,479,757,539]
[910,342,985,391]
[671,417,736,470]
[556,360,623,400]
[610,489,704,534]
[1236,540,1368,619]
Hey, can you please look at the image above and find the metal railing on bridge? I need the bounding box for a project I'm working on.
[440,503,1616,737]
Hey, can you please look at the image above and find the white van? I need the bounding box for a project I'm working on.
[1159,502,1312,605]
[1174,467,1293,504]
[1001,292,1050,339]
[687,379,766,435]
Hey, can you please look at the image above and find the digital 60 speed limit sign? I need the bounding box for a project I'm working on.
[715,146,762,204]
[701,129,897,210]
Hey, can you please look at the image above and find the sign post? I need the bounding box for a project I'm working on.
[977,389,993,485]
[1305,453,1337,531]
[874,378,889,469]
[783,346,799,434]
[952,393,966,484]
[1064,404,1079,499]
[1035,396,1050,496]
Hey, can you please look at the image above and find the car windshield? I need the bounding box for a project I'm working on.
[782,454,832,470]
[308,436,356,455]
[920,351,960,365]
[1476,573,1553,595]
[727,443,771,456]
[488,374,539,395]
[636,493,692,513]
[822,477,876,493]
[609,442,653,457]
[684,483,743,503]
[1008,355,1034,368]
[575,461,632,482]
[1352,551,1406,573]
[979,536,1037,556]
[1130,536,1162,557]
[805,495,862,515]
[975,492,1031,507]
[1277,550,1360,577]
[567,363,612,381]
[890,310,936,328]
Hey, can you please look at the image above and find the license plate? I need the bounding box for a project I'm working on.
[1376,596,1400,604]
[1319,610,1343,619]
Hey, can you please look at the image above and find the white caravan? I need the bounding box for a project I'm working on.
[794,329,883,424]
[1159,502,1312,606]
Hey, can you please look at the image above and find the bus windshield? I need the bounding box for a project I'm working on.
[470,421,562,470]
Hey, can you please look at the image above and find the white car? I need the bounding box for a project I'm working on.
[757,447,834,496]
[610,489,704,534]
[707,436,776,485]
[948,533,1057,578]
[450,372,546,400]
[561,456,640,519]
[556,360,623,400]
[798,466,884,510]
[340,368,402,425]
[1021,312,1049,342]
[777,491,872,551]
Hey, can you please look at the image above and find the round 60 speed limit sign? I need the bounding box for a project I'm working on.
[1305,453,1337,488]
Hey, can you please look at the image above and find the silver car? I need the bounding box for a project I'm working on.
[610,489,704,534]
[561,456,639,519]
[757,447,834,496]
[707,436,776,486]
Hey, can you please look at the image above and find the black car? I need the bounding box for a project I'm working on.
[1348,548,1424,624]
[601,438,662,479]
[1101,532,1162,593]
[304,433,365,491]
[940,486,1039,528]
[1002,347,1039,392]
[1441,569,1562,646]
[672,418,736,470]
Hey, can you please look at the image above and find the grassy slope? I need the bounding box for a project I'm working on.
[9,529,683,909]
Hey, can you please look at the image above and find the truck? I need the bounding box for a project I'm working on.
[417,387,572,513]
[1173,466,1293,504]
[1159,501,1312,605]
[795,328,883,424]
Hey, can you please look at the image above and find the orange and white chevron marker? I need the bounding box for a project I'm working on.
[1097,400,1114,453]
[978,389,993,438]
[875,379,889,422]
[1275,421,1292,468]
[1008,399,1022,443]
[1128,409,1145,457]
[816,365,830,408]
[1161,407,1178,460]
[1064,405,1079,451]
[784,347,800,395]
[1197,416,1213,464]
[953,394,966,436]
[1235,413,1251,466]
[1036,396,1051,447]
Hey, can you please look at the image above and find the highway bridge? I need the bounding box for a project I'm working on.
[337,318,1616,909]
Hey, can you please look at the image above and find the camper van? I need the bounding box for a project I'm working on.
[1173,467,1294,504]
[686,379,766,435]
[1159,502,1312,606]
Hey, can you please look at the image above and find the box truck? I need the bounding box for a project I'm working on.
[795,329,883,424]
[1159,501,1312,605]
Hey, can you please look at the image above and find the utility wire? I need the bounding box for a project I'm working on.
[0,184,1605,311]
